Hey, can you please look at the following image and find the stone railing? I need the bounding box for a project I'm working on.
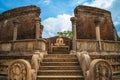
[0,39,46,52]
[31,50,47,80]
[77,39,120,52]
[77,51,91,80]
[77,51,113,80]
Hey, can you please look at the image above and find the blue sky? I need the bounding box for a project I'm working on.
[0,0,120,38]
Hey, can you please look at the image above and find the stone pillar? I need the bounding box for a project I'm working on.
[113,28,118,41]
[12,20,19,51]
[13,20,19,41]
[94,18,102,51]
[35,17,41,39]
[96,25,101,41]
[35,17,41,50]
[70,17,77,51]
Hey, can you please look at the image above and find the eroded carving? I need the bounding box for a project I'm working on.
[31,53,40,72]
[88,59,112,80]
[77,51,91,80]
[8,59,31,80]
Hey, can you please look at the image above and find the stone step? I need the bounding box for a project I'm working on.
[37,70,83,75]
[113,76,120,80]
[0,72,8,80]
[51,51,69,54]
[40,62,79,66]
[113,71,120,75]
[0,72,8,76]
[39,66,81,70]
[0,76,8,80]
[42,58,78,62]
[37,75,84,80]
[37,54,84,80]
[44,54,76,58]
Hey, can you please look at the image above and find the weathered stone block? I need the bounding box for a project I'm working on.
[0,43,12,51]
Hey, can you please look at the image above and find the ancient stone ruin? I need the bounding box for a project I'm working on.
[74,6,117,40]
[0,5,120,80]
[0,5,43,41]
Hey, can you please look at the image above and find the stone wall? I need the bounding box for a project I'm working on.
[0,39,46,52]
[0,5,42,41]
[74,5,117,40]
[77,39,120,52]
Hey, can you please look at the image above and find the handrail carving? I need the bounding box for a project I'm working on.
[77,51,91,80]
[31,50,47,80]
[77,51,113,80]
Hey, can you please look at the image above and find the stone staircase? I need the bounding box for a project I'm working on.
[37,54,84,80]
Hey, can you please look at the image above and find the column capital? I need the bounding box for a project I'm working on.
[35,17,41,22]
[94,18,100,26]
[13,19,20,25]
[70,17,77,23]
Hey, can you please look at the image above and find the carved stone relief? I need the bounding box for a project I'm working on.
[88,59,112,80]
[8,59,31,80]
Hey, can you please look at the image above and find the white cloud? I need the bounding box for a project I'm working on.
[43,0,51,5]
[73,0,87,5]
[39,0,51,5]
[83,0,115,9]
[42,14,72,38]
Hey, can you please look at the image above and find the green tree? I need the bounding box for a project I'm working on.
[57,30,72,39]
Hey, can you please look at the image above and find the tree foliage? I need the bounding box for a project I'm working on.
[57,30,72,39]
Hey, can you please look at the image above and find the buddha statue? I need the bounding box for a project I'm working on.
[54,36,65,46]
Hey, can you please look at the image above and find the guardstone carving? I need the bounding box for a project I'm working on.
[8,59,32,80]
[88,59,112,80]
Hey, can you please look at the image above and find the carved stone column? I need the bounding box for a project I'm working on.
[40,24,44,38]
[13,20,19,41]
[70,17,77,51]
[35,17,41,39]
[94,18,101,41]
[12,20,19,51]
[94,18,102,51]
[35,17,41,50]
[113,27,118,41]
